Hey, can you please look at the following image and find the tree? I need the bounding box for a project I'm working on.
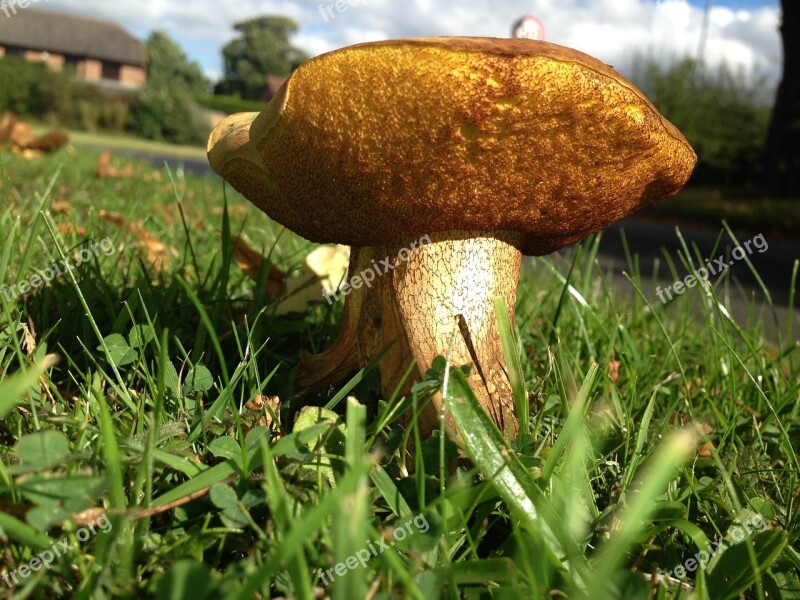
[631,56,769,185]
[215,16,308,100]
[764,0,799,195]
[145,31,208,95]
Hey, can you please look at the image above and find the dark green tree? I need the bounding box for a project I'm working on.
[145,31,208,95]
[764,0,799,195]
[215,16,308,99]
[631,56,770,184]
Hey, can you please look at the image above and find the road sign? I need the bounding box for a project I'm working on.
[512,15,545,40]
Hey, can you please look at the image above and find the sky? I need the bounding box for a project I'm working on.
[41,0,783,87]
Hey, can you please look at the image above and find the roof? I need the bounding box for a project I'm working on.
[0,9,145,66]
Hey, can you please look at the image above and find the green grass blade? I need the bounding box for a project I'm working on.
[0,512,53,549]
[540,363,598,482]
[494,296,529,438]
[593,428,698,585]
[0,358,54,419]
[151,423,331,507]
[443,367,590,586]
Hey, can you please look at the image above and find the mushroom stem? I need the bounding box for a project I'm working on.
[297,230,524,437]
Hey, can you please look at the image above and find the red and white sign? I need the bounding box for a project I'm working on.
[512,15,545,41]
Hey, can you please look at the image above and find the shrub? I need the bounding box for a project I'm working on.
[64,87,130,133]
[0,57,68,117]
[0,58,132,133]
[0,57,209,144]
[630,56,772,185]
[192,93,266,115]
[127,91,210,145]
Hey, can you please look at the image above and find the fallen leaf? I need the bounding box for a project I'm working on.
[95,152,135,179]
[72,507,107,527]
[51,200,72,215]
[98,210,176,271]
[142,170,163,182]
[1,112,67,152]
[9,121,34,148]
[0,111,16,142]
[692,422,715,457]
[57,223,87,236]
[137,228,178,272]
[21,322,36,356]
[212,204,247,217]
[26,131,69,153]
[607,359,621,383]
[99,209,126,227]
[230,235,286,295]
[697,442,715,458]
[245,394,281,428]
[21,149,44,160]
[276,244,350,315]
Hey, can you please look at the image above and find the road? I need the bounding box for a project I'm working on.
[588,220,798,340]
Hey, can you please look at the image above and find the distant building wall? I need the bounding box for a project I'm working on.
[24,49,65,70]
[119,64,146,87]
[77,58,102,82]
[6,53,145,88]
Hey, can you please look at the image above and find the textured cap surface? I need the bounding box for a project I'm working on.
[209,37,696,255]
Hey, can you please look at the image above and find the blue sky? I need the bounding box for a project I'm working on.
[42,0,783,86]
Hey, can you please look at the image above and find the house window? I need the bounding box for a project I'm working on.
[101,61,121,81]
[5,46,26,57]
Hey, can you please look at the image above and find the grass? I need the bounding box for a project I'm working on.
[0,146,797,599]
[30,125,208,160]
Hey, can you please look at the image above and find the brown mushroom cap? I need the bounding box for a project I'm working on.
[209,37,696,256]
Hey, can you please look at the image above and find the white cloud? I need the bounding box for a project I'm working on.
[43,0,782,87]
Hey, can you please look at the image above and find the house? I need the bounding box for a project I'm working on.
[0,9,146,88]
[257,75,288,103]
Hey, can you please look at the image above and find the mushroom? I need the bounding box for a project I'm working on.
[208,37,696,437]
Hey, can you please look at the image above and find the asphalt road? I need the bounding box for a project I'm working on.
[596,219,797,306]
[589,220,798,340]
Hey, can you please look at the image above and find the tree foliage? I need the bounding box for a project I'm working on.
[631,56,771,185]
[145,31,208,95]
[127,91,209,145]
[215,16,308,100]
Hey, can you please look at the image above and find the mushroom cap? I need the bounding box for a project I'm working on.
[208,37,696,256]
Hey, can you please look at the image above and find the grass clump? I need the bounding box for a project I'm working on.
[0,149,797,599]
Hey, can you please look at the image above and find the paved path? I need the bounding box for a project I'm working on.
[598,219,797,305]
[584,220,798,340]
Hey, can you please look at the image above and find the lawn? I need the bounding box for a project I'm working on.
[0,147,797,599]
[30,125,208,160]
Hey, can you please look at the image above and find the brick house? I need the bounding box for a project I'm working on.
[0,9,146,88]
